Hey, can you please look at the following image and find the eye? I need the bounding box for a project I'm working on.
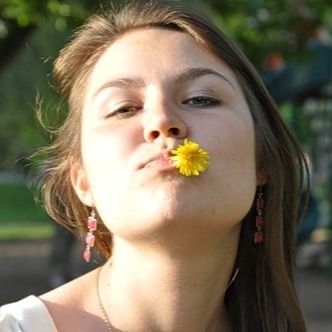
[183,96,220,107]
[106,105,142,119]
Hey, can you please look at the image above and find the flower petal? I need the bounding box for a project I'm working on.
[170,139,210,176]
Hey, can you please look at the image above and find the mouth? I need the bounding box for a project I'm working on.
[139,151,176,172]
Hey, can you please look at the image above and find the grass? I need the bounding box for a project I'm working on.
[0,183,52,240]
[0,222,53,240]
[0,183,47,223]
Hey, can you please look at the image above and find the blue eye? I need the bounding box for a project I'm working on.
[184,96,220,107]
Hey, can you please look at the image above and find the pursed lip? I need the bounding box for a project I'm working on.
[138,151,176,171]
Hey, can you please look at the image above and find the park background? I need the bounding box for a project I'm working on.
[0,0,332,331]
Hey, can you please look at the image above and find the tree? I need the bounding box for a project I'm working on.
[0,0,97,74]
[0,0,98,170]
[2,0,331,72]
[188,0,332,67]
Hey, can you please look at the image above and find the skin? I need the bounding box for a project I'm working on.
[41,28,260,332]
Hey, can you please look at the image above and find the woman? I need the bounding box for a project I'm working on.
[0,1,308,331]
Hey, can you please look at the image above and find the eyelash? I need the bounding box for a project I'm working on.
[106,96,220,119]
[106,105,142,119]
[183,96,220,107]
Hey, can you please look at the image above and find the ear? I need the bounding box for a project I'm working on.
[257,168,268,186]
[70,161,94,207]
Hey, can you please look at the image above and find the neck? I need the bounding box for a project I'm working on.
[98,230,239,332]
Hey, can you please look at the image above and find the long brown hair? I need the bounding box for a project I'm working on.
[35,1,308,331]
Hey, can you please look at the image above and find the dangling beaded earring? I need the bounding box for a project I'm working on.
[83,210,97,262]
[254,187,265,244]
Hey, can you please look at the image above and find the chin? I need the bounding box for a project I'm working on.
[106,205,192,240]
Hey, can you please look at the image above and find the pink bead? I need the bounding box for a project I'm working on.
[256,215,264,227]
[87,217,97,231]
[85,232,95,246]
[256,196,265,210]
[83,248,91,262]
[254,232,264,244]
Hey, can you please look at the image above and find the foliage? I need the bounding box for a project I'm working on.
[0,22,69,170]
[187,0,332,67]
[0,1,91,170]
[0,223,52,240]
[0,184,47,222]
[1,0,331,66]
[0,0,90,28]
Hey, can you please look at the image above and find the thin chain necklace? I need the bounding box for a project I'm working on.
[97,267,113,332]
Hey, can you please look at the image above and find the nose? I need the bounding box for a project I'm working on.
[143,103,188,142]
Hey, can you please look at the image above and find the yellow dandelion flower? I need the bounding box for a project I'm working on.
[170,139,210,176]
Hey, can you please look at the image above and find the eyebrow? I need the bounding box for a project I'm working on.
[176,67,235,90]
[93,66,235,98]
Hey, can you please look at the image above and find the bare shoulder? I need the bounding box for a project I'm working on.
[40,268,104,332]
[40,268,97,304]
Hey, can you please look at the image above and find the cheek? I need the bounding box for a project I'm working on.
[83,121,139,159]
[80,124,141,190]
[211,111,255,167]
[208,113,257,209]
[228,117,256,181]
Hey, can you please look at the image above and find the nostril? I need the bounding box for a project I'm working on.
[147,127,182,141]
[150,130,160,140]
[169,127,180,136]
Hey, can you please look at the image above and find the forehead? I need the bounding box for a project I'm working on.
[87,28,239,90]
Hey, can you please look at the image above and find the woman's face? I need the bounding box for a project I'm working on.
[72,28,259,242]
